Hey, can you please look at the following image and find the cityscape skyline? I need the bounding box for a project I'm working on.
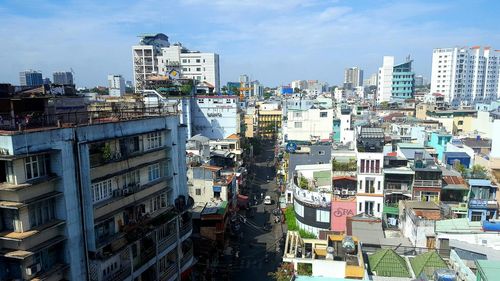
[1,0,500,87]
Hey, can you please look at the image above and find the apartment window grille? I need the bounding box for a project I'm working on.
[29,198,55,227]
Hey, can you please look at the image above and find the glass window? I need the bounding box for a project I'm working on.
[196,189,201,195]
[91,179,113,203]
[25,155,49,180]
[320,112,328,118]
[148,163,160,182]
[29,198,55,227]
[471,211,483,222]
[294,122,302,128]
[145,132,162,150]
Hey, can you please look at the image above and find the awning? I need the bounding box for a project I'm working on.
[442,184,469,191]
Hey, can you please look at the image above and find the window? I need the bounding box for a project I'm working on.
[359,202,362,212]
[226,99,231,104]
[145,132,162,150]
[360,159,365,173]
[182,59,187,63]
[196,67,201,71]
[458,120,463,125]
[122,170,140,187]
[196,189,201,196]
[471,211,483,222]
[196,59,200,63]
[92,179,113,203]
[198,99,204,103]
[29,198,55,227]
[150,195,162,213]
[377,181,381,190]
[25,155,49,180]
[320,112,328,118]
[148,163,160,182]
[294,201,304,217]
[316,210,329,223]
[294,112,302,118]
[95,218,115,243]
[294,122,302,128]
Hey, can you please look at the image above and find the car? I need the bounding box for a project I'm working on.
[264,195,272,205]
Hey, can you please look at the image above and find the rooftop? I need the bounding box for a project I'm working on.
[475,260,500,281]
[410,251,448,279]
[435,218,483,234]
[368,249,411,278]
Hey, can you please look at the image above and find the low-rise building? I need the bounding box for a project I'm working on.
[399,201,441,248]
[282,231,365,280]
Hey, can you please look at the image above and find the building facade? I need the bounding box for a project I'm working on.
[356,128,385,218]
[108,74,126,97]
[377,56,415,103]
[53,72,74,85]
[284,107,334,142]
[0,108,193,281]
[344,67,363,89]
[19,70,43,87]
[132,33,220,92]
[431,46,500,106]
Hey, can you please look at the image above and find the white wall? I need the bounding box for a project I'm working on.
[286,109,334,142]
[377,56,394,103]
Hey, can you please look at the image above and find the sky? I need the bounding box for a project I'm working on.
[1,0,500,88]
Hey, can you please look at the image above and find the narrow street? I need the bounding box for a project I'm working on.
[229,140,286,281]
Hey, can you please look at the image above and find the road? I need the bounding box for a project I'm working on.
[229,141,285,281]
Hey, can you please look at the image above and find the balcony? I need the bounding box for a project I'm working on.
[159,263,177,281]
[108,266,132,281]
[181,247,194,269]
[413,179,442,188]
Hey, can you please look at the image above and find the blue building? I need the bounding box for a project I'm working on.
[392,60,415,100]
[19,70,43,87]
[443,151,471,168]
[468,179,498,222]
[427,131,452,162]
[226,82,240,95]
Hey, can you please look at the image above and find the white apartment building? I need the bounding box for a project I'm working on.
[344,67,363,88]
[285,107,334,142]
[291,80,307,90]
[356,128,385,218]
[107,74,125,97]
[377,56,395,103]
[431,46,500,106]
[133,33,220,92]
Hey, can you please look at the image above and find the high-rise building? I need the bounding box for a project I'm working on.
[0,95,193,281]
[107,74,125,96]
[363,73,378,87]
[19,70,43,86]
[53,71,74,85]
[415,75,424,87]
[377,56,415,103]
[344,67,363,89]
[291,80,307,91]
[132,33,220,93]
[431,46,500,106]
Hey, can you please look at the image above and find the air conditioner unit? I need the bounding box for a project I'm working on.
[348,190,356,195]
[26,263,41,276]
[341,189,348,195]
[334,190,341,195]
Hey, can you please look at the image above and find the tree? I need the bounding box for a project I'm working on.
[471,164,488,179]
[268,262,294,281]
[221,86,228,95]
[454,163,467,178]
[180,83,192,95]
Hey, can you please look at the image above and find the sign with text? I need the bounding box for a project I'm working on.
[331,200,356,232]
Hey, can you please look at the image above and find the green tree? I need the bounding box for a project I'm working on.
[297,263,312,276]
[471,164,488,179]
[264,92,272,99]
[268,262,294,281]
[221,86,228,95]
[454,163,468,178]
[180,83,192,95]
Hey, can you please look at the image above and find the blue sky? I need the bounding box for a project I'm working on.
[1,0,499,87]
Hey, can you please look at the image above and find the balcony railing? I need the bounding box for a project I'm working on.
[181,248,193,267]
[413,179,442,188]
[159,263,177,281]
[180,221,193,238]
[109,265,132,281]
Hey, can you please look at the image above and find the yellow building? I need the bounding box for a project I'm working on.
[257,109,282,139]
